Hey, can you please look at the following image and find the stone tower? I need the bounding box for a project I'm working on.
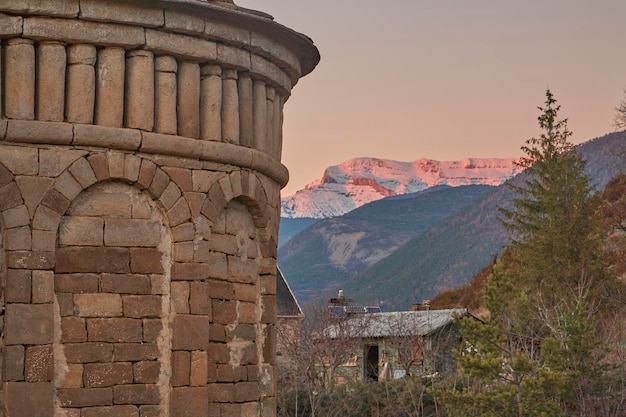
[0,1,318,416]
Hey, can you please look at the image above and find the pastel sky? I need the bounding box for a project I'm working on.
[237,0,626,196]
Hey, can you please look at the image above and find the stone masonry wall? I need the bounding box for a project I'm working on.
[0,1,318,416]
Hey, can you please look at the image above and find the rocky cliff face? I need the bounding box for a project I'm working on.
[281,157,521,218]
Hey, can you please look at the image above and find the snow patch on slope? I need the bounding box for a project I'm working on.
[281,157,520,218]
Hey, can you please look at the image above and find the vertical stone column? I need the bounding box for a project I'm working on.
[221,68,239,145]
[200,64,222,141]
[4,38,35,120]
[154,56,178,135]
[95,47,126,127]
[238,73,253,148]
[66,44,96,124]
[274,94,284,160]
[177,61,200,138]
[265,87,275,157]
[37,41,66,122]
[125,50,155,131]
[252,80,267,152]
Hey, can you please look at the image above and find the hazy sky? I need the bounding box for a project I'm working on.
[237,0,626,196]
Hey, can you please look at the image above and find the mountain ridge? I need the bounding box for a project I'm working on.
[281,157,521,219]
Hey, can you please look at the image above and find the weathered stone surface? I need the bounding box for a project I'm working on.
[56,247,130,273]
[66,44,96,124]
[6,225,32,250]
[142,318,162,343]
[0,146,38,175]
[3,344,25,381]
[61,316,87,343]
[25,344,54,382]
[87,318,143,342]
[39,148,87,177]
[55,273,99,293]
[122,295,162,318]
[2,203,29,229]
[74,124,141,150]
[5,303,54,345]
[95,47,126,127]
[154,56,178,135]
[5,269,31,303]
[83,362,133,388]
[125,50,154,131]
[0,1,79,17]
[164,10,204,34]
[69,190,131,217]
[171,262,213,281]
[189,281,210,315]
[7,250,55,269]
[145,29,217,61]
[5,382,54,417]
[177,61,200,139]
[101,273,152,294]
[57,387,113,407]
[171,387,209,416]
[4,38,35,120]
[133,361,160,384]
[23,17,145,47]
[59,216,104,246]
[0,12,23,36]
[113,343,159,362]
[63,342,113,363]
[82,405,139,417]
[80,0,164,27]
[171,281,190,313]
[37,41,66,121]
[130,248,164,274]
[171,314,210,350]
[190,351,209,386]
[75,293,123,317]
[31,270,54,303]
[171,350,190,387]
[104,218,162,247]
[113,384,160,405]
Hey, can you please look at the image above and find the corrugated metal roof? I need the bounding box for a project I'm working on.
[324,309,467,339]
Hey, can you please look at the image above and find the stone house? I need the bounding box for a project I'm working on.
[0,1,318,416]
[324,308,469,382]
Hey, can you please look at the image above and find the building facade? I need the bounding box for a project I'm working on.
[0,1,318,416]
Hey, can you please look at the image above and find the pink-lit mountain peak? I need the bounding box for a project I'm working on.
[281,157,521,219]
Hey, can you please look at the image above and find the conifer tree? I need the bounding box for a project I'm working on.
[438,90,614,417]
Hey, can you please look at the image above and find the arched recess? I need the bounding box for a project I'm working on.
[53,181,173,416]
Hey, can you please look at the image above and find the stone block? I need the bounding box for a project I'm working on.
[56,247,131,273]
[238,302,257,325]
[137,159,157,190]
[57,387,113,407]
[5,382,54,417]
[6,119,73,145]
[59,216,104,246]
[171,350,190,387]
[25,344,54,382]
[131,196,153,219]
[3,344,25,381]
[183,192,205,218]
[5,269,31,303]
[31,270,53,303]
[104,218,161,247]
[160,179,182,212]
[189,281,210,315]
[190,351,208,386]
[261,295,276,324]
[173,241,194,262]
[61,316,87,343]
[74,124,142,151]
[80,0,164,27]
[171,314,210,350]
[5,303,54,345]
[140,132,203,160]
[67,154,98,186]
[0,12,23,36]
[171,262,212,281]
[23,17,145,47]
[209,324,226,343]
[63,342,113,364]
[32,229,57,252]
[101,273,152,294]
[124,154,142,182]
[2,204,29,228]
[208,279,234,300]
[58,363,83,388]
[0,0,79,17]
[32,204,61,231]
[70,191,131,217]
[54,171,83,200]
[0,145,38,175]
[82,405,139,417]
[207,343,230,365]
[75,293,123,317]
[0,182,24,212]
[171,281,190,314]
[87,318,143,343]
[83,362,133,388]
[172,222,194,242]
[167,197,192,226]
[171,387,209,416]
[41,188,71,215]
[57,292,74,316]
[217,43,251,69]
[205,20,250,45]
[147,167,170,198]
[113,343,159,362]
[191,252,227,277]
[55,273,100,293]
[206,382,234,402]
[164,10,204,34]
[234,283,257,303]
[162,166,192,192]
[113,384,160,405]
[122,295,162,318]
[212,299,236,325]
[150,275,166,295]
[7,250,54,269]
[198,235,237,256]
[228,256,258,284]
[139,405,161,417]
[133,360,160,384]
[145,29,217,61]
[88,153,111,181]
[125,50,154,132]
[143,319,162,343]
[216,364,247,383]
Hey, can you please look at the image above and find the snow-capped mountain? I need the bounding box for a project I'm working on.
[281,157,521,218]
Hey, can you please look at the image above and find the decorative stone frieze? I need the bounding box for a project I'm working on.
[0,1,318,416]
